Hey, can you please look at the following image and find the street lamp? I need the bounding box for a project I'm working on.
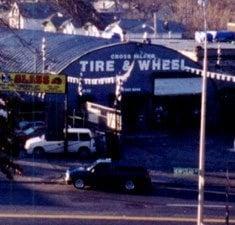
[197,1,208,225]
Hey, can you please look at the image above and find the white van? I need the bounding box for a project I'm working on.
[24,128,96,157]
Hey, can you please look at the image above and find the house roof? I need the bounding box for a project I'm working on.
[1,28,234,76]
[155,20,185,33]
[17,2,57,19]
[119,18,185,34]
[119,18,145,31]
[50,14,71,28]
[0,28,118,74]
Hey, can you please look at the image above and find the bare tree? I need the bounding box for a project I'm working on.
[170,0,232,37]
[120,0,171,19]
[119,0,233,36]
[56,0,106,29]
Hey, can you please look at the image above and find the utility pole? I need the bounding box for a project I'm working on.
[112,75,122,160]
[41,37,46,74]
[64,77,68,154]
[216,43,222,69]
[153,12,157,38]
[225,163,230,225]
[197,1,208,225]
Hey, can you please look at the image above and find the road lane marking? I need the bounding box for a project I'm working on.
[159,186,235,195]
[167,203,233,209]
[0,213,234,223]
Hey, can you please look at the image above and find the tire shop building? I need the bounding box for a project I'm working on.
[1,29,235,134]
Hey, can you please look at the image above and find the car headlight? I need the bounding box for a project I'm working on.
[24,141,30,150]
[65,170,70,182]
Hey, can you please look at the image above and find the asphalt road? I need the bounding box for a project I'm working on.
[1,180,235,225]
[1,131,235,225]
[0,215,234,225]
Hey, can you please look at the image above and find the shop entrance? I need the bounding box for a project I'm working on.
[121,94,151,132]
[153,95,201,130]
[219,89,235,132]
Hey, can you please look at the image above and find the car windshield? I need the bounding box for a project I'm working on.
[23,127,35,135]
[86,159,112,171]
[86,163,96,171]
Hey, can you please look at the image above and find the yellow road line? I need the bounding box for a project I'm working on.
[167,203,233,209]
[0,213,234,223]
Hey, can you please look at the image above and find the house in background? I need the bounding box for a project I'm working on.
[44,16,101,37]
[7,1,102,37]
[78,22,100,37]
[101,20,123,40]
[118,18,184,40]
[93,0,122,13]
[8,1,57,30]
[43,13,75,34]
[227,22,235,32]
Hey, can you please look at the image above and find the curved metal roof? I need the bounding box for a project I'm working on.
[0,28,118,74]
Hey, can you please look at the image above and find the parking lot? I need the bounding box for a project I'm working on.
[0,129,233,191]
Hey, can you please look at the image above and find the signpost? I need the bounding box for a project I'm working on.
[173,167,198,176]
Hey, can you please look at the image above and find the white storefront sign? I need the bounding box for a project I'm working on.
[79,58,185,73]
[154,78,202,96]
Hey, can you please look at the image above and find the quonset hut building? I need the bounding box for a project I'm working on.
[1,29,234,135]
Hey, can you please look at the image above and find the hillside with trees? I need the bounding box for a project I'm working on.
[119,0,234,36]
[53,0,235,37]
[1,0,234,36]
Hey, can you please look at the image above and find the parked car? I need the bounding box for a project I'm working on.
[24,128,96,157]
[15,120,46,135]
[16,127,45,146]
[64,158,152,193]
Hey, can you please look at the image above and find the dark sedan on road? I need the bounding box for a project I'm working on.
[65,158,152,193]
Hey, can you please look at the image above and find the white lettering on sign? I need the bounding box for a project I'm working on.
[79,59,185,72]
[111,54,132,60]
[106,60,115,72]
[80,61,88,72]
[79,60,115,72]
[152,59,161,70]
[122,60,131,71]
[96,61,104,72]
[172,59,180,70]
[162,60,170,70]
[138,60,151,70]
[134,53,155,59]
[124,88,141,92]
[173,167,198,176]
[181,59,185,69]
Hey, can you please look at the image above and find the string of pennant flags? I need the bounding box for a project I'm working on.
[69,65,235,88]
[26,63,235,99]
[184,66,235,83]
[68,61,135,86]
[68,61,135,100]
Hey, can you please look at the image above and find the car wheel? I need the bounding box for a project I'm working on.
[78,147,90,159]
[73,178,85,189]
[33,147,45,157]
[124,180,136,192]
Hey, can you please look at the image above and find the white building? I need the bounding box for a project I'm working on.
[8,2,56,30]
